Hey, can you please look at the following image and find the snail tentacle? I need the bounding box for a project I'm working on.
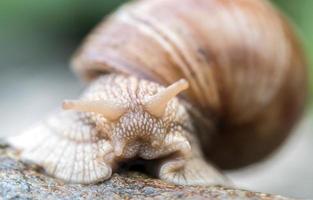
[63,99,126,121]
[144,79,189,118]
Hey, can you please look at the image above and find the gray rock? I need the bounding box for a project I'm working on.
[0,141,294,200]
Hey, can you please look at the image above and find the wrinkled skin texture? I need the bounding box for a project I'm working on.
[8,75,227,185]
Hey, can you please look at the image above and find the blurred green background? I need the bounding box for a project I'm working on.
[0,0,312,198]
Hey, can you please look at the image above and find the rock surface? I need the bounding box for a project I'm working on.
[0,141,294,200]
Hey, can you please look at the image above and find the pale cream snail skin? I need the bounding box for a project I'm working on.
[9,75,227,185]
[8,0,308,185]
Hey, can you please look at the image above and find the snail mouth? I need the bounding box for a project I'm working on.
[112,137,161,160]
[112,138,141,159]
[114,141,127,157]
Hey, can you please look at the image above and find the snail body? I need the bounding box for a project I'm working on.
[8,0,307,185]
[10,74,227,185]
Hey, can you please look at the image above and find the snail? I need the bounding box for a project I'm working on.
[8,0,307,185]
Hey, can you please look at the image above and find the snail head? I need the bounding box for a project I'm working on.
[62,79,191,160]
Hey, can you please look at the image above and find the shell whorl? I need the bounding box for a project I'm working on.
[72,0,308,168]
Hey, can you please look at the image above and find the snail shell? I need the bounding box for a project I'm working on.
[72,0,308,169]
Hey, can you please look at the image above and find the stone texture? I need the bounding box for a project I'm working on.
[0,141,294,200]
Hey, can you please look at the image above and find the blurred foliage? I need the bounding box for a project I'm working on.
[0,0,127,66]
[0,0,312,104]
[0,0,126,39]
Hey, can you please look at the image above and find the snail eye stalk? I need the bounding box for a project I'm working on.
[63,99,126,121]
[144,79,189,118]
